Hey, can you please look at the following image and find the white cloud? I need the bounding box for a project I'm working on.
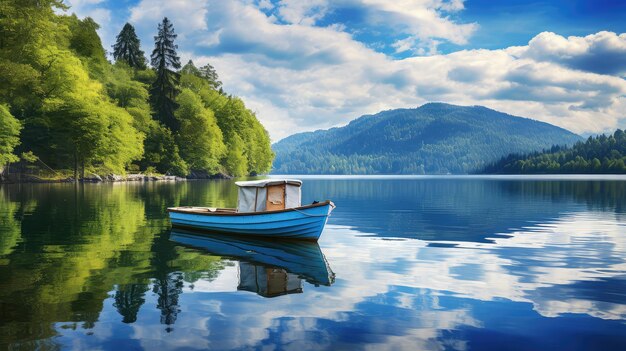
[523,31,626,76]
[111,1,626,140]
[276,0,330,26]
[358,0,478,54]
[129,0,209,40]
[267,0,478,54]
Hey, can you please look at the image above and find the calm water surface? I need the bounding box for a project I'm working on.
[1,176,626,350]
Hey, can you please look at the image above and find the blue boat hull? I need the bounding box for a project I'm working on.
[168,201,334,241]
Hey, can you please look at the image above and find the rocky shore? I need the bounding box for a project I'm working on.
[0,172,233,184]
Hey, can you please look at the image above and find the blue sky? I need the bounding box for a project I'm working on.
[65,0,626,140]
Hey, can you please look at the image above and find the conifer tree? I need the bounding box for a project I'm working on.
[150,17,181,131]
[181,60,222,91]
[199,63,222,90]
[181,60,201,77]
[112,23,147,69]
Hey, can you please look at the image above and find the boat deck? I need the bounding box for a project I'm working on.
[170,206,237,214]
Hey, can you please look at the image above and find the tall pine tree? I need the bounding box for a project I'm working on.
[150,17,181,131]
[112,23,147,69]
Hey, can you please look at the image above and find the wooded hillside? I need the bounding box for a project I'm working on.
[272,103,582,174]
[0,1,273,179]
[480,130,626,174]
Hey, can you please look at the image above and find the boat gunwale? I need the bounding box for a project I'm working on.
[167,200,333,216]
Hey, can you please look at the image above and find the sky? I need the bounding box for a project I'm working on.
[63,0,626,141]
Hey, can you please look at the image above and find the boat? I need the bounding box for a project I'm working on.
[169,230,335,297]
[167,179,335,241]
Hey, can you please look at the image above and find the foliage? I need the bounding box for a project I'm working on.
[112,23,147,69]
[141,123,188,175]
[181,60,201,76]
[224,134,248,177]
[199,63,222,91]
[66,15,107,66]
[104,62,153,133]
[481,130,626,174]
[39,51,144,176]
[0,104,21,165]
[20,151,38,163]
[180,62,273,175]
[272,103,582,174]
[175,89,226,173]
[181,59,222,91]
[150,17,181,131]
[0,2,144,177]
[213,96,273,174]
[0,2,272,178]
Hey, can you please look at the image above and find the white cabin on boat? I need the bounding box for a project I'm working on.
[235,179,302,212]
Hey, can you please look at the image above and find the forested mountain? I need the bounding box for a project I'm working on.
[272,103,582,174]
[480,130,626,174]
[0,1,272,179]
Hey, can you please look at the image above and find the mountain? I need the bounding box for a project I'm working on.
[271,103,582,174]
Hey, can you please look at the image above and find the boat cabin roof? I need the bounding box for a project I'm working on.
[235,179,302,188]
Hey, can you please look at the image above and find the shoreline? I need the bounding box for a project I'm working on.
[0,173,233,184]
[4,173,626,184]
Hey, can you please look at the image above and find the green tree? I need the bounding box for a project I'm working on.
[112,23,147,69]
[175,89,226,173]
[142,123,188,175]
[224,134,248,177]
[104,62,153,133]
[181,60,201,77]
[179,69,273,175]
[181,60,222,91]
[199,63,222,91]
[0,0,64,115]
[0,104,21,166]
[213,97,273,174]
[150,17,181,131]
[0,1,274,178]
[482,129,626,174]
[67,16,107,64]
[41,52,143,177]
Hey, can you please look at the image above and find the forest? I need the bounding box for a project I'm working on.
[0,0,273,180]
[480,129,626,174]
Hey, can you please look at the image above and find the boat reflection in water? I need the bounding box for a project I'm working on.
[238,263,303,297]
[169,230,335,298]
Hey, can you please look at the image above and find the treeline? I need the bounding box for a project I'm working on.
[480,130,626,174]
[0,1,272,179]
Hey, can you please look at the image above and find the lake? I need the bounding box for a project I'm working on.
[1,176,625,350]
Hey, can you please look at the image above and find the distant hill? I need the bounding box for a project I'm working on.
[480,129,626,174]
[271,103,582,174]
